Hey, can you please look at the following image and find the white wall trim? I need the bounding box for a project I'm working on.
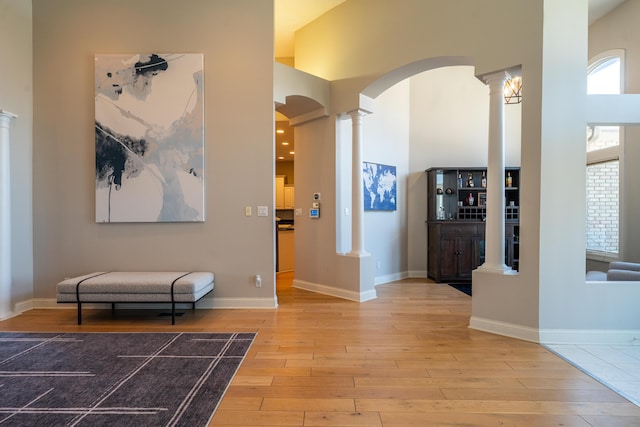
[23,297,279,311]
[374,271,408,285]
[539,328,640,345]
[372,270,428,285]
[205,297,278,309]
[407,270,428,278]
[471,316,640,345]
[293,279,377,302]
[0,299,36,321]
[469,316,541,343]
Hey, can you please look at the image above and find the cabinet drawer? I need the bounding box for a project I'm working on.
[440,224,478,235]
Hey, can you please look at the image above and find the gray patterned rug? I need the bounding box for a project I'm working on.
[0,332,255,426]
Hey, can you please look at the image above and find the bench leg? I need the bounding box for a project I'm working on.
[77,302,82,325]
[172,302,176,325]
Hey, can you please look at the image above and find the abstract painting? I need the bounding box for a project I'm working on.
[95,53,204,222]
[363,162,397,211]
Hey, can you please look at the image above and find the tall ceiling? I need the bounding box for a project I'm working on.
[272,0,626,162]
[274,0,626,58]
[274,0,346,58]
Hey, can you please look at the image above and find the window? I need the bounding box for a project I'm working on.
[586,52,622,259]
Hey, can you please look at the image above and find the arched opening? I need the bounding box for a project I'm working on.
[335,57,521,288]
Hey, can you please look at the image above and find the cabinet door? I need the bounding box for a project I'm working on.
[284,186,295,208]
[456,236,476,280]
[439,236,459,280]
[275,176,285,209]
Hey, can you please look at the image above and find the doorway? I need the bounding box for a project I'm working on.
[275,113,295,292]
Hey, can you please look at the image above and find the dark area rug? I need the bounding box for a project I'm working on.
[448,283,472,296]
[0,332,256,426]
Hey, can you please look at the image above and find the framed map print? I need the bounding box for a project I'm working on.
[363,162,397,211]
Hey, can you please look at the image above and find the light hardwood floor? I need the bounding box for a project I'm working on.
[2,273,640,426]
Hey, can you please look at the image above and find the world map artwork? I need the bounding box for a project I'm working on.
[95,53,204,223]
[363,162,397,211]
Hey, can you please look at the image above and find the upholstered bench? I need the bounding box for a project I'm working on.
[56,271,214,325]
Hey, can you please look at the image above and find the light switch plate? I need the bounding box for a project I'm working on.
[257,206,268,217]
[245,206,252,216]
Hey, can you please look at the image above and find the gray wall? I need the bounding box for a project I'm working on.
[30,0,277,305]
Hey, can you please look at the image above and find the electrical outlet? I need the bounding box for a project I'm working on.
[255,274,262,287]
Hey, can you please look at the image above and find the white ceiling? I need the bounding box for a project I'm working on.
[274,0,626,58]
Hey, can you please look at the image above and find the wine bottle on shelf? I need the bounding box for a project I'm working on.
[506,172,513,187]
[467,173,474,187]
[458,173,463,188]
[481,170,487,188]
[466,193,474,206]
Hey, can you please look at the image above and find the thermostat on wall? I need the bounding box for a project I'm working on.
[309,208,320,218]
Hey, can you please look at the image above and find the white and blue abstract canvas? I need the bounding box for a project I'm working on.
[363,162,397,211]
[95,53,204,222]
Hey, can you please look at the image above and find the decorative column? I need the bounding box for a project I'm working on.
[0,110,17,319]
[477,72,513,274]
[348,109,369,256]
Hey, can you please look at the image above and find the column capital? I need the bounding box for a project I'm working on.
[0,111,17,127]
[481,70,511,88]
[348,109,369,120]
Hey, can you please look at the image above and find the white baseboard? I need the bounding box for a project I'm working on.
[374,270,428,285]
[471,316,640,345]
[0,299,40,321]
[407,270,428,278]
[469,316,541,343]
[204,297,278,309]
[374,271,408,285]
[24,297,279,311]
[539,329,640,345]
[292,279,377,302]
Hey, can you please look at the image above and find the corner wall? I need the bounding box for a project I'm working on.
[0,0,34,313]
[362,79,410,283]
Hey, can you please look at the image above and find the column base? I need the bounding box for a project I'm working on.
[476,263,517,275]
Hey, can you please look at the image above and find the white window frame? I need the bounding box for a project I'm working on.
[586,49,624,262]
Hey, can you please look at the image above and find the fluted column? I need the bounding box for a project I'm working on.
[478,72,513,274]
[348,109,369,256]
[0,110,17,319]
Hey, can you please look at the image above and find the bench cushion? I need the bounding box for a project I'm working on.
[57,271,214,303]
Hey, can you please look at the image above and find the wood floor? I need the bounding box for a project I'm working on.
[2,273,640,426]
